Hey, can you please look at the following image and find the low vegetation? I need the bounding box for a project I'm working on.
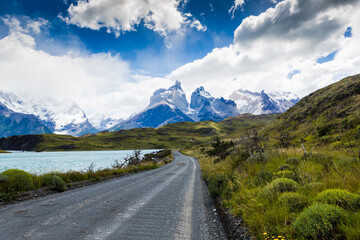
[0,150,172,202]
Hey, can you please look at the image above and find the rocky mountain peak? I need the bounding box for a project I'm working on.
[149,80,189,113]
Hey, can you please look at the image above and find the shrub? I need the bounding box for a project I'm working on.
[278,164,292,171]
[206,137,234,161]
[0,174,8,183]
[0,192,16,201]
[285,157,300,167]
[1,169,33,192]
[316,189,360,211]
[41,175,66,192]
[278,192,307,212]
[50,176,66,192]
[276,170,296,180]
[260,178,299,199]
[293,203,345,239]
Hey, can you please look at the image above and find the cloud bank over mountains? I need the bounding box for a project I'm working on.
[0,0,359,119]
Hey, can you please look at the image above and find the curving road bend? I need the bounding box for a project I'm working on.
[0,151,227,240]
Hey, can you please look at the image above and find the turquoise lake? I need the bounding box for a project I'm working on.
[0,150,158,174]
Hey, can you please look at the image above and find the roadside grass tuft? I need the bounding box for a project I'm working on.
[186,145,360,239]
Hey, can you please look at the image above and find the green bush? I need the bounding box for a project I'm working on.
[276,170,296,180]
[278,192,307,212]
[293,203,345,239]
[1,169,33,192]
[277,164,292,171]
[0,174,8,183]
[316,189,360,211]
[261,178,299,199]
[50,176,66,192]
[285,157,300,166]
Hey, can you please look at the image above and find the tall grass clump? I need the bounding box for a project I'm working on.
[1,169,33,192]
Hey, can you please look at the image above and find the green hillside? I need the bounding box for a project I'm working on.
[266,74,360,148]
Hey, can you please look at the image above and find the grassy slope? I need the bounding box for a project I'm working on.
[5,114,275,151]
[190,74,360,239]
[265,74,360,147]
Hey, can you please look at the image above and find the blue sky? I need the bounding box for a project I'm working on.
[0,0,276,75]
[0,0,359,118]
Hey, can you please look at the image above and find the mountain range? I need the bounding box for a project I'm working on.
[0,82,299,137]
[110,81,299,131]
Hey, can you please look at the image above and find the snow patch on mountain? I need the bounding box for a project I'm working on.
[89,113,123,131]
[229,89,300,115]
[0,90,97,136]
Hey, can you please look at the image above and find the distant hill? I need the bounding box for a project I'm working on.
[0,114,276,151]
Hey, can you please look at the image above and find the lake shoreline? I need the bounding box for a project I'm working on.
[0,150,173,205]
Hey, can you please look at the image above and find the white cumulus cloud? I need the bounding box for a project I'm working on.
[62,0,206,37]
[0,17,171,119]
[167,0,360,100]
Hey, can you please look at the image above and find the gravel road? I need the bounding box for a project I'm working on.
[0,151,227,240]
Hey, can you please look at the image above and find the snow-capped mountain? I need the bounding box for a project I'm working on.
[0,91,97,136]
[89,113,123,131]
[0,103,51,137]
[111,82,240,131]
[229,89,299,115]
[149,80,189,112]
[111,81,193,130]
[189,87,239,121]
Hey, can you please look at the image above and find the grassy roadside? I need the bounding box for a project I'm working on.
[0,150,172,202]
[181,75,360,239]
[184,144,360,239]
